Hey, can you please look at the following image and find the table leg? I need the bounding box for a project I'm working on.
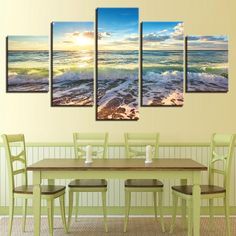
[33,171,41,236]
[180,179,187,227]
[192,172,201,236]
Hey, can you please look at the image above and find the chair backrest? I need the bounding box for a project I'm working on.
[124,132,160,158]
[208,133,236,191]
[73,132,109,159]
[1,134,28,192]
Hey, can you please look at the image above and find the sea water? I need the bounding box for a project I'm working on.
[97,50,139,120]
[8,50,49,92]
[142,50,184,106]
[52,50,94,106]
[187,50,228,92]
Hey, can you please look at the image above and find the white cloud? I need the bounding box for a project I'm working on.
[171,22,184,40]
[63,31,94,44]
[97,32,111,40]
[143,33,170,42]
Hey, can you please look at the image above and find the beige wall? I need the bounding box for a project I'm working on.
[0,0,235,142]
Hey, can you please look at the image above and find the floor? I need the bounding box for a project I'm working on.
[0,216,235,235]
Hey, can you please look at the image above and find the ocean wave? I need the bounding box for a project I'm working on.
[8,75,48,85]
[8,75,48,92]
[187,72,228,92]
[53,71,93,83]
[142,70,184,106]
[52,71,93,106]
[188,65,227,77]
[143,70,183,81]
[8,67,49,77]
[98,68,138,80]
[97,78,139,120]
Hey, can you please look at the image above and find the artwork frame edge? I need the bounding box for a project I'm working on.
[140,21,185,107]
[6,36,49,94]
[50,21,95,107]
[185,35,229,93]
[95,7,140,121]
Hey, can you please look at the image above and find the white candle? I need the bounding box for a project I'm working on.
[85,145,93,163]
[145,145,152,163]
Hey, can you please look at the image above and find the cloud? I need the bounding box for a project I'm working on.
[187,35,227,42]
[158,29,168,34]
[187,36,200,41]
[61,30,95,46]
[171,22,184,40]
[143,33,170,42]
[56,30,95,50]
[97,32,111,40]
[143,23,184,42]
[66,31,94,39]
[63,40,73,44]
[187,35,228,50]
[124,34,139,42]
[82,31,94,39]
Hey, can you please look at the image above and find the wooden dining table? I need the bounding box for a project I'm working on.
[28,158,207,236]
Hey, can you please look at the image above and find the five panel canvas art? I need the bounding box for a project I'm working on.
[6,8,229,120]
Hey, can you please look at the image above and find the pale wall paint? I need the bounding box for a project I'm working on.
[0,0,235,143]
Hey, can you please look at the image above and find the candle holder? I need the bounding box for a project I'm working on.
[85,145,93,163]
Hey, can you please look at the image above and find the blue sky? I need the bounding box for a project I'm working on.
[53,22,93,38]
[187,36,228,50]
[52,22,94,50]
[142,21,184,50]
[97,8,139,50]
[143,22,181,34]
[8,36,48,50]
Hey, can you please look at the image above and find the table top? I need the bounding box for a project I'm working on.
[27,158,207,171]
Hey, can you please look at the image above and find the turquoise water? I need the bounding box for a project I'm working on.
[187,50,228,92]
[8,50,49,92]
[142,50,184,106]
[97,50,139,120]
[52,50,94,106]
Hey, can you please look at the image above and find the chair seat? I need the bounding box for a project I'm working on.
[14,185,66,195]
[68,179,107,188]
[125,179,164,188]
[172,185,226,195]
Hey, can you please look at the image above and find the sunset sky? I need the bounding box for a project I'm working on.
[52,22,94,51]
[97,8,139,50]
[187,35,228,50]
[142,22,184,50]
[8,36,48,51]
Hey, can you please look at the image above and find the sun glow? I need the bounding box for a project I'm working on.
[74,36,92,46]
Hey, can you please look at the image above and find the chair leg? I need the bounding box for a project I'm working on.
[102,191,108,233]
[209,198,214,231]
[68,190,74,232]
[181,199,187,228]
[75,192,79,221]
[170,192,178,234]
[224,195,231,236]
[47,199,54,236]
[180,179,187,228]
[59,194,67,233]
[158,191,165,232]
[8,196,14,236]
[187,200,193,236]
[124,190,131,233]
[153,192,157,221]
[22,199,27,232]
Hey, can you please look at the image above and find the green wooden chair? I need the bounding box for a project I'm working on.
[123,132,165,232]
[170,133,236,236]
[2,134,67,236]
[68,132,109,232]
